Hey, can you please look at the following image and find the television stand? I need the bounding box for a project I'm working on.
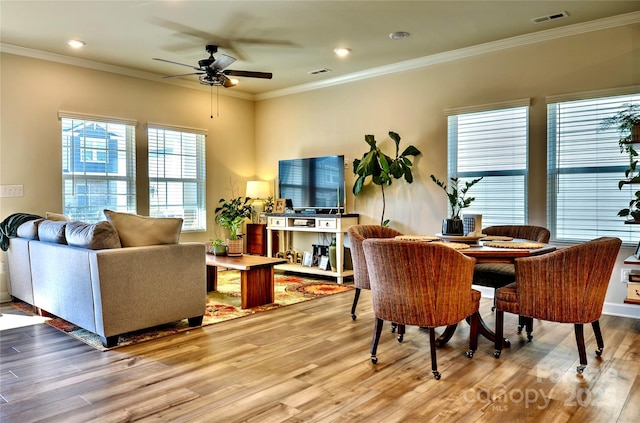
[266,213,359,283]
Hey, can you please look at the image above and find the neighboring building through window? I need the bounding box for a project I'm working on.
[447,100,529,227]
[547,90,640,243]
[148,125,206,231]
[60,113,136,222]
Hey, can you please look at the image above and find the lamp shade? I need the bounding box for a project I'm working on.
[246,180,271,199]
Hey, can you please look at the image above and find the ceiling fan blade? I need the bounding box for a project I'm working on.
[153,58,201,71]
[210,54,236,71]
[224,70,273,79]
[162,72,204,79]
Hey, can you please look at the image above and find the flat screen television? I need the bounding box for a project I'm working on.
[278,155,345,213]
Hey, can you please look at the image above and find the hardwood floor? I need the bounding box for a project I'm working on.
[1,289,639,422]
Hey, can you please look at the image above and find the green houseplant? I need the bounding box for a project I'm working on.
[430,175,483,234]
[214,196,252,256]
[600,103,640,221]
[352,131,421,226]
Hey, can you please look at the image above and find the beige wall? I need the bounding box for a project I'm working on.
[1,24,639,315]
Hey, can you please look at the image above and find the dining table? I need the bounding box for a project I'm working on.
[399,235,557,348]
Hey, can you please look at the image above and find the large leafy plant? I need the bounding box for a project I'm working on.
[600,103,640,220]
[352,131,421,226]
[214,196,252,240]
[430,175,483,219]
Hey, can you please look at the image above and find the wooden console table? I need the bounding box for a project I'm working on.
[205,254,287,309]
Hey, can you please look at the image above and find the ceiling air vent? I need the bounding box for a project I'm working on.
[531,11,569,24]
[308,68,332,75]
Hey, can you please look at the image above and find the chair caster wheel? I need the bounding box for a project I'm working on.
[397,334,403,343]
[595,347,603,357]
[493,350,502,359]
[526,334,533,342]
[465,350,474,358]
[577,365,586,374]
[433,371,441,380]
[371,355,378,364]
[517,325,523,333]
[351,314,356,321]
[390,324,397,333]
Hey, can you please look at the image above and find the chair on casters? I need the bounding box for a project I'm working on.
[347,225,405,340]
[363,239,481,380]
[473,225,551,326]
[493,236,621,375]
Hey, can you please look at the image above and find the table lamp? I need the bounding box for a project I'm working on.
[246,180,271,222]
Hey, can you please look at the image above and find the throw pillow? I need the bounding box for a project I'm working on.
[66,221,122,250]
[38,220,68,244]
[45,212,69,221]
[16,218,44,240]
[103,209,183,247]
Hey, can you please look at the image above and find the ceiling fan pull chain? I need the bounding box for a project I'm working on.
[210,85,213,119]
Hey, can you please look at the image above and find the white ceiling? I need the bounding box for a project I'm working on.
[1,1,639,98]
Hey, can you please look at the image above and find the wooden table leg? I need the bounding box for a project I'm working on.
[240,266,275,309]
[206,265,217,292]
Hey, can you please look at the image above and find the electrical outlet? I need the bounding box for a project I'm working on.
[621,268,631,283]
[0,185,23,198]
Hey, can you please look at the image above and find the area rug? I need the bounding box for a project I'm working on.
[10,271,353,351]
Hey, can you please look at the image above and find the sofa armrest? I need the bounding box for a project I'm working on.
[89,242,206,337]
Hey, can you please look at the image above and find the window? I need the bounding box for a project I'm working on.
[447,100,529,227]
[60,112,136,223]
[547,90,640,243]
[148,125,206,231]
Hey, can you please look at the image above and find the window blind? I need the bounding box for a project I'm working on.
[148,126,206,231]
[448,105,529,227]
[547,92,640,243]
[61,117,136,222]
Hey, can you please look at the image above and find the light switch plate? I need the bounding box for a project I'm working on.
[1,185,24,197]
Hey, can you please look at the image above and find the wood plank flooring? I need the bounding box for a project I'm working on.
[1,288,639,422]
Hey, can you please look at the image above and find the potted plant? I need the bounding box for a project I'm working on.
[352,131,421,226]
[209,238,227,256]
[430,175,483,234]
[601,103,640,221]
[214,196,252,256]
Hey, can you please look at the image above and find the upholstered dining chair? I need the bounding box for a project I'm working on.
[473,225,551,313]
[493,236,621,374]
[347,225,403,321]
[363,239,481,380]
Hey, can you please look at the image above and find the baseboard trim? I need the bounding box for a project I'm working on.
[0,291,12,303]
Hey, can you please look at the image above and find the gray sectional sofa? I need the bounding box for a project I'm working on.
[6,212,206,348]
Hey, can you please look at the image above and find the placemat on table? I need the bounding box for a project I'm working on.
[480,235,513,241]
[483,241,544,249]
[395,235,439,241]
[432,241,470,250]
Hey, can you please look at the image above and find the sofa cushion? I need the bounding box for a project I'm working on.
[66,221,122,250]
[104,209,183,247]
[38,220,67,244]
[16,218,44,239]
[45,212,69,221]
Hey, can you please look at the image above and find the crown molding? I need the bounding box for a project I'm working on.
[0,43,254,101]
[256,11,640,101]
[2,11,638,103]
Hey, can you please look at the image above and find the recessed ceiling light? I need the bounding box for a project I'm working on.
[389,31,410,40]
[67,39,86,48]
[334,48,351,57]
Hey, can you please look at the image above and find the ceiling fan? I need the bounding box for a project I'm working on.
[153,45,272,87]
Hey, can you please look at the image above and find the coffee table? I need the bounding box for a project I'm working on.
[205,254,287,309]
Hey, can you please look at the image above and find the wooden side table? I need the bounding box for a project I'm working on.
[246,223,279,256]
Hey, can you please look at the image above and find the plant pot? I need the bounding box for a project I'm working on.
[633,124,640,142]
[212,244,227,256]
[442,218,464,235]
[226,239,243,257]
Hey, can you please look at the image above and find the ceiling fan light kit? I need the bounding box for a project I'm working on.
[153,44,272,88]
